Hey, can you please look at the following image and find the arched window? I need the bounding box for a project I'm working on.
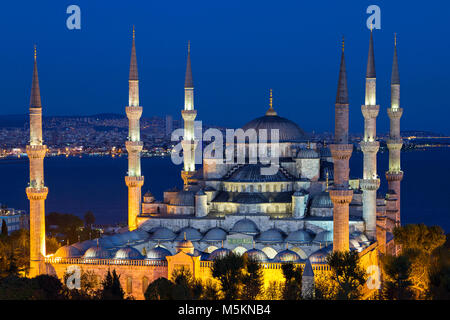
[142,276,149,294]
[127,277,133,294]
[258,185,262,192]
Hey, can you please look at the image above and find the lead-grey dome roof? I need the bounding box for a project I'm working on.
[257,228,285,243]
[175,227,202,241]
[169,190,195,206]
[313,230,333,243]
[72,240,96,254]
[207,247,231,261]
[146,246,172,260]
[273,249,302,262]
[309,245,332,263]
[242,114,306,143]
[311,191,333,208]
[114,246,144,260]
[286,230,313,243]
[244,248,269,262]
[230,218,260,235]
[202,227,227,242]
[150,227,176,241]
[83,246,111,259]
[54,245,82,258]
[297,148,319,159]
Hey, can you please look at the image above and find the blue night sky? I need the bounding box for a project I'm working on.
[0,0,449,134]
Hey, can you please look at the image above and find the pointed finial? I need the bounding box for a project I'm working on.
[34,45,37,61]
[325,171,329,191]
[253,240,255,249]
[96,238,99,247]
[184,232,187,241]
[394,33,397,47]
[342,36,345,53]
[188,40,190,54]
[132,25,135,40]
[221,240,224,248]
[269,88,273,109]
[370,22,373,32]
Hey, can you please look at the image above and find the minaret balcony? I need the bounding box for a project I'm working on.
[360,178,380,191]
[329,144,353,160]
[26,186,48,200]
[385,171,404,181]
[329,188,353,204]
[125,141,143,152]
[125,176,144,187]
[26,145,47,158]
[181,110,197,121]
[386,139,403,150]
[360,141,379,153]
[361,105,380,119]
[125,106,143,119]
[387,107,403,119]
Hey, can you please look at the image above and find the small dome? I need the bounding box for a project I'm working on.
[244,248,269,262]
[114,246,144,260]
[83,246,111,259]
[309,245,332,263]
[146,246,172,260]
[72,240,96,254]
[54,245,82,258]
[311,191,333,208]
[231,218,259,235]
[193,249,210,260]
[175,227,202,241]
[297,148,319,159]
[273,249,301,262]
[129,229,150,241]
[176,236,195,254]
[208,247,231,261]
[169,190,195,206]
[257,228,285,243]
[202,227,227,242]
[150,227,176,241]
[286,230,313,243]
[314,230,333,243]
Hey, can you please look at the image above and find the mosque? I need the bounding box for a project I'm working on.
[26,28,403,299]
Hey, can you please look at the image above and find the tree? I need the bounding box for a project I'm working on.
[84,211,95,227]
[171,266,195,299]
[264,281,283,300]
[326,250,366,300]
[428,243,450,299]
[393,224,446,298]
[1,220,7,237]
[211,252,245,300]
[100,269,124,300]
[144,277,174,300]
[382,254,414,300]
[201,280,220,300]
[281,262,303,300]
[241,256,264,300]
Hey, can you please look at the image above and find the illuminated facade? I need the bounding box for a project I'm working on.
[31,30,403,299]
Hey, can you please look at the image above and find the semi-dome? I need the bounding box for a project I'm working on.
[244,248,269,262]
[309,245,332,263]
[202,227,227,242]
[146,246,172,260]
[311,191,333,208]
[297,148,319,159]
[208,247,231,261]
[242,114,306,143]
[114,246,144,260]
[230,218,259,235]
[175,227,202,241]
[273,249,302,262]
[286,230,313,243]
[129,229,150,241]
[72,240,96,254]
[150,227,176,241]
[314,230,333,243]
[98,237,115,249]
[169,190,195,206]
[106,234,127,246]
[256,228,285,243]
[54,245,82,258]
[83,246,111,259]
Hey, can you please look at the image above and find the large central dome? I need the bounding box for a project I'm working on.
[242,113,306,143]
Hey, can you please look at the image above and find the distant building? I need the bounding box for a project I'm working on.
[0,206,29,234]
[165,115,173,137]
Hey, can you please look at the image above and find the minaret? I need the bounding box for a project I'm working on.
[385,34,403,227]
[181,41,198,186]
[329,37,354,252]
[125,26,144,231]
[26,46,48,277]
[360,29,380,240]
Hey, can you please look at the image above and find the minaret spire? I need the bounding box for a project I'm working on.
[125,26,144,231]
[329,36,354,252]
[366,28,376,79]
[27,46,48,276]
[181,41,198,186]
[386,33,404,239]
[266,88,277,116]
